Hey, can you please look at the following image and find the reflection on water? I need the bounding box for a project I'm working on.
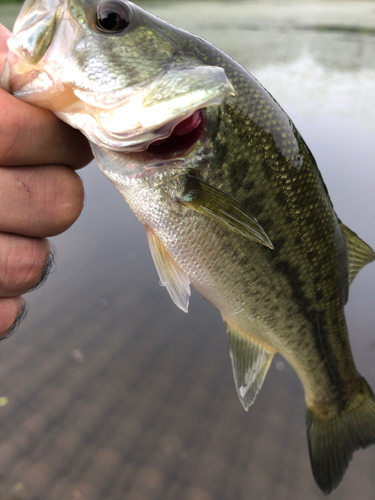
[0,2,374,499]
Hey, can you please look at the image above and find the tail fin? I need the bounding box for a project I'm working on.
[306,377,375,495]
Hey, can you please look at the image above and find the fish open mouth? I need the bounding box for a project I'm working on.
[5,64,232,157]
[146,109,205,159]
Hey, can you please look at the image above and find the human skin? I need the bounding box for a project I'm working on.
[0,24,93,339]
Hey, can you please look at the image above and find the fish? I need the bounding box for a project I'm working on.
[1,0,375,493]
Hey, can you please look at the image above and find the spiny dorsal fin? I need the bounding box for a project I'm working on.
[340,222,375,285]
[145,227,190,313]
[179,175,273,249]
[223,318,274,411]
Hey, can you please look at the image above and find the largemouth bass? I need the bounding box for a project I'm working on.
[2,0,374,493]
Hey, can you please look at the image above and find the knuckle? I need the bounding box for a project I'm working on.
[48,168,84,234]
[0,236,50,295]
[27,245,56,292]
[19,241,51,292]
[21,252,48,291]
[0,297,25,339]
[0,97,27,164]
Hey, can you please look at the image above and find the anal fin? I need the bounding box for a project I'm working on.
[146,227,190,313]
[223,318,274,411]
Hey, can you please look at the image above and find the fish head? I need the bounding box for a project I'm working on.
[2,0,234,156]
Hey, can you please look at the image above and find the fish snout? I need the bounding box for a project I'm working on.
[8,10,58,65]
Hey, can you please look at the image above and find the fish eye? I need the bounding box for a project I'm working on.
[94,1,132,33]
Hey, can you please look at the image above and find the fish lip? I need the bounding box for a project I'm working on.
[144,107,206,159]
[120,107,207,156]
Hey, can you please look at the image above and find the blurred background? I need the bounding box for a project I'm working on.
[0,1,374,499]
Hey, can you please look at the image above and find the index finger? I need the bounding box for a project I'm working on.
[0,24,93,170]
[0,90,93,169]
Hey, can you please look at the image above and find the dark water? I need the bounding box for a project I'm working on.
[0,2,374,499]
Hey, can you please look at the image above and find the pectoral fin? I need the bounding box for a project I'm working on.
[340,222,375,285]
[179,176,273,249]
[223,318,274,411]
[146,227,191,313]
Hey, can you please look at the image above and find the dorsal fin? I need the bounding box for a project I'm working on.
[145,227,191,313]
[223,318,274,411]
[340,222,375,285]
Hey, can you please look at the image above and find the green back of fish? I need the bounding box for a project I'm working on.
[148,17,375,494]
[155,21,350,392]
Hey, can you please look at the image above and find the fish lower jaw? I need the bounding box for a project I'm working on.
[88,108,206,160]
[145,108,206,159]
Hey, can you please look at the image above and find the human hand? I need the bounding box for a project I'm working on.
[0,23,93,340]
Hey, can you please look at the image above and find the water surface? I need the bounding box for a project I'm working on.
[0,2,374,499]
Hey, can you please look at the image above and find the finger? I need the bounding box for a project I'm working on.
[0,88,93,169]
[0,23,92,168]
[0,296,27,341]
[27,242,56,292]
[0,165,84,237]
[0,234,52,296]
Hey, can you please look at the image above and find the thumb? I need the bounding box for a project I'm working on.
[0,24,11,72]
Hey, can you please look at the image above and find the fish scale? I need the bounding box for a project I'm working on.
[2,0,375,494]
